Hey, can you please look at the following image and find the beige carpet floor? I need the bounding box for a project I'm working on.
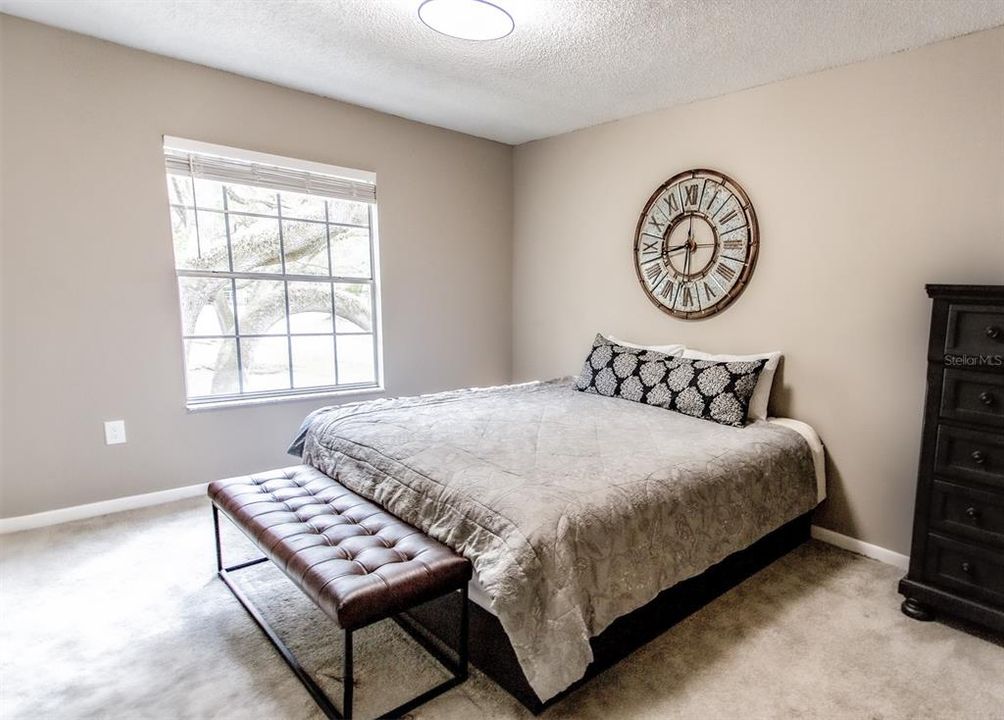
[1,496,1002,719]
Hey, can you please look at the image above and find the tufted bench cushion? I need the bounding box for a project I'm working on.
[209,465,472,630]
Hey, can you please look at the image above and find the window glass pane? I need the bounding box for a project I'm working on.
[169,206,199,267]
[336,334,375,384]
[328,199,369,226]
[334,283,372,333]
[280,191,326,221]
[171,207,229,271]
[288,282,333,334]
[226,184,277,215]
[193,210,230,270]
[178,278,234,336]
[193,178,225,210]
[184,338,238,396]
[236,280,287,334]
[283,220,329,276]
[241,337,291,392]
[330,226,371,278]
[229,214,281,273]
[166,175,194,206]
[292,336,336,388]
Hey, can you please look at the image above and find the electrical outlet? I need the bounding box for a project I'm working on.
[104,420,127,445]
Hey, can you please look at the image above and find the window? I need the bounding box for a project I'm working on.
[163,137,381,406]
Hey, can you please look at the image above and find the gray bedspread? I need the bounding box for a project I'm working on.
[296,379,818,701]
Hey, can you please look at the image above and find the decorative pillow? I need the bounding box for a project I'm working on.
[682,349,781,421]
[575,335,766,427]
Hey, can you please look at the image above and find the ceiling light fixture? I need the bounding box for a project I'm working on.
[418,0,514,41]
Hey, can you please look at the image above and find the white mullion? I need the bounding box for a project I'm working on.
[177,269,372,284]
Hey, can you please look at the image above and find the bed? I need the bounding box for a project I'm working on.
[291,378,824,710]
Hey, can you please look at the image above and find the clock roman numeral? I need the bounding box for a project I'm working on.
[664,192,679,214]
[645,263,665,284]
[714,263,737,283]
[718,209,738,225]
[682,285,693,307]
[722,237,744,251]
[649,216,665,232]
[641,240,659,254]
[685,184,699,206]
[703,281,717,301]
[660,279,674,299]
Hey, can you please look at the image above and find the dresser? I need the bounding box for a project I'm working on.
[899,284,1004,632]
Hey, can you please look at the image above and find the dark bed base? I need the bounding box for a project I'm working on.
[395,511,813,714]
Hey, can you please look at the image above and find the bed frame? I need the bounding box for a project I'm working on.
[394,511,813,714]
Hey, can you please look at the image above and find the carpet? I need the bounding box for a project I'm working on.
[1,497,1001,719]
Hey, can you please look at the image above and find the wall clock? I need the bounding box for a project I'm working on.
[633,169,758,319]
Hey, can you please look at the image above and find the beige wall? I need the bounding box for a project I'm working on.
[2,16,1002,557]
[512,28,1004,555]
[0,16,513,517]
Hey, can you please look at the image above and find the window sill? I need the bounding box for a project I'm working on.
[186,385,385,413]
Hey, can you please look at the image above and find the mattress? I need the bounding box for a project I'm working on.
[294,379,819,701]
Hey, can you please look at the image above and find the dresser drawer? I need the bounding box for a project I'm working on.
[944,304,1004,358]
[940,369,1004,428]
[934,425,1004,490]
[931,479,1004,548]
[924,533,1004,605]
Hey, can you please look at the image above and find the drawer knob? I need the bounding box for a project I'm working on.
[965,506,980,519]
[971,450,987,465]
[961,561,973,574]
[980,391,996,406]
[987,325,1002,340]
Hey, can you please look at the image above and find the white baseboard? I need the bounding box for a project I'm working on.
[811,524,910,570]
[0,482,208,534]
[0,486,914,573]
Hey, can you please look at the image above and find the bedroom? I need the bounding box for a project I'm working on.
[1,0,1002,718]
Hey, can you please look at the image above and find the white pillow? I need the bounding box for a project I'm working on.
[681,349,782,421]
[603,334,685,356]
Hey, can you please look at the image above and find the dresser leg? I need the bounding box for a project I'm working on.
[901,597,935,622]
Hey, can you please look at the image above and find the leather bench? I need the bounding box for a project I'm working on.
[209,465,472,720]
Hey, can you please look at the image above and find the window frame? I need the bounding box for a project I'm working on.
[163,138,383,410]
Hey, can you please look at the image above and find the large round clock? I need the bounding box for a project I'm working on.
[633,169,758,319]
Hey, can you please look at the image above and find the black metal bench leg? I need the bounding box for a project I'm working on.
[212,504,223,572]
[344,629,354,719]
[458,585,469,681]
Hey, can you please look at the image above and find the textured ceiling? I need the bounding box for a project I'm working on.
[2,0,1003,144]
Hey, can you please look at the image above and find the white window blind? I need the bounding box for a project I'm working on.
[164,136,376,205]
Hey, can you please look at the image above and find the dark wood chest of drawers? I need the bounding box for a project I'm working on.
[899,284,1004,632]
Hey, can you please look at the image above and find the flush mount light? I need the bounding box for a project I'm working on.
[418,0,514,41]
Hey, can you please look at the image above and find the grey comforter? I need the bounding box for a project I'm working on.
[295,379,817,701]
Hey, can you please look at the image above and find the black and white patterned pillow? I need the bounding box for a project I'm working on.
[575,334,766,427]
